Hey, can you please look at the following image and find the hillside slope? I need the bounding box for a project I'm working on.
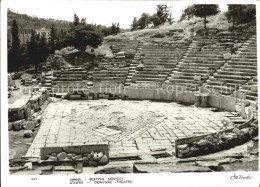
[105,12,232,42]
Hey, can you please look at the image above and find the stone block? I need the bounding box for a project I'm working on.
[89,160,98,167]
[40,147,63,160]
[251,85,257,92]
[8,122,13,130]
[99,155,109,165]
[13,120,24,131]
[25,121,35,130]
[24,130,33,138]
[178,148,190,154]
[36,115,42,123]
[223,53,231,60]
[177,144,188,150]
[57,152,67,160]
[24,162,33,170]
[63,146,81,155]
[80,144,109,158]
[75,162,83,173]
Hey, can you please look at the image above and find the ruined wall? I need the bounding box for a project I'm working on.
[207,94,236,112]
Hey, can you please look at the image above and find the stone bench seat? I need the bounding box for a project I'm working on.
[54,78,83,81]
[136,71,169,75]
[142,64,173,69]
[133,74,167,78]
[143,59,179,63]
[217,70,256,76]
[93,77,126,82]
[181,69,214,74]
[59,74,87,77]
[182,60,224,64]
[179,63,222,69]
[63,70,87,73]
[205,85,234,95]
[185,55,223,60]
[176,72,210,78]
[93,74,127,77]
[142,68,172,72]
[94,71,128,74]
[144,60,178,64]
[241,85,252,90]
[169,78,203,84]
[145,55,183,58]
[238,89,258,97]
[206,80,224,86]
[210,77,247,84]
[239,48,257,52]
[172,74,208,80]
[246,95,257,101]
[231,58,257,62]
[106,68,129,71]
[132,77,165,82]
[188,51,224,55]
[226,65,257,70]
[143,50,184,53]
[213,74,251,80]
[239,51,257,55]
[144,57,180,61]
[178,65,211,70]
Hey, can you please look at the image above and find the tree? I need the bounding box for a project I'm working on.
[192,5,220,29]
[156,4,171,24]
[148,14,161,27]
[37,35,49,68]
[49,24,57,53]
[167,13,174,25]
[180,5,195,22]
[8,19,21,72]
[26,30,38,70]
[137,13,150,29]
[226,5,256,28]
[111,22,120,35]
[131,17,138,31]
[65,14,103,51]
[71,13,80,28]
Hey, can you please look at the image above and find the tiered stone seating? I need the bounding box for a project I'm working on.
[125,41,144,86]
[92,67,130,84]
[131,42,188,84]
[237,76,258,101]
[206,35,256,95]
[166,30,252,91]
[53,67,88,82]
[106,39,138,58]
[42,72,53,93]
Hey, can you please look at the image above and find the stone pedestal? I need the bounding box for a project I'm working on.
[194,93,201,107]
[201,93,209,107]
[194,93,209,107]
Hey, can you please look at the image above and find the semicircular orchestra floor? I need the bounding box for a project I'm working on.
[25,99,235,158]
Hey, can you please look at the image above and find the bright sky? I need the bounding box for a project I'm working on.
[5,0,228,29]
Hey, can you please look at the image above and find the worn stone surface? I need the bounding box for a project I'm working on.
[133,163,212,173]
[26,100,228,158]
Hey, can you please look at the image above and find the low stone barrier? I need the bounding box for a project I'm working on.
[175,107,257,158]
[8,88,49,122]
[8,96,32,122]
[40,143,109,166]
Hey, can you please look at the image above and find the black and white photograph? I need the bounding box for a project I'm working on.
[1,0,259,186]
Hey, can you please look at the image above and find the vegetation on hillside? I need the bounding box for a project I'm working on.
[131,4,173,31]
[180,4,256,29]
[225,4,256,28]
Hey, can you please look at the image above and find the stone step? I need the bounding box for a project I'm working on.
[213,74,251,80]
[246,95,257,101]
[217,70,256,76]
